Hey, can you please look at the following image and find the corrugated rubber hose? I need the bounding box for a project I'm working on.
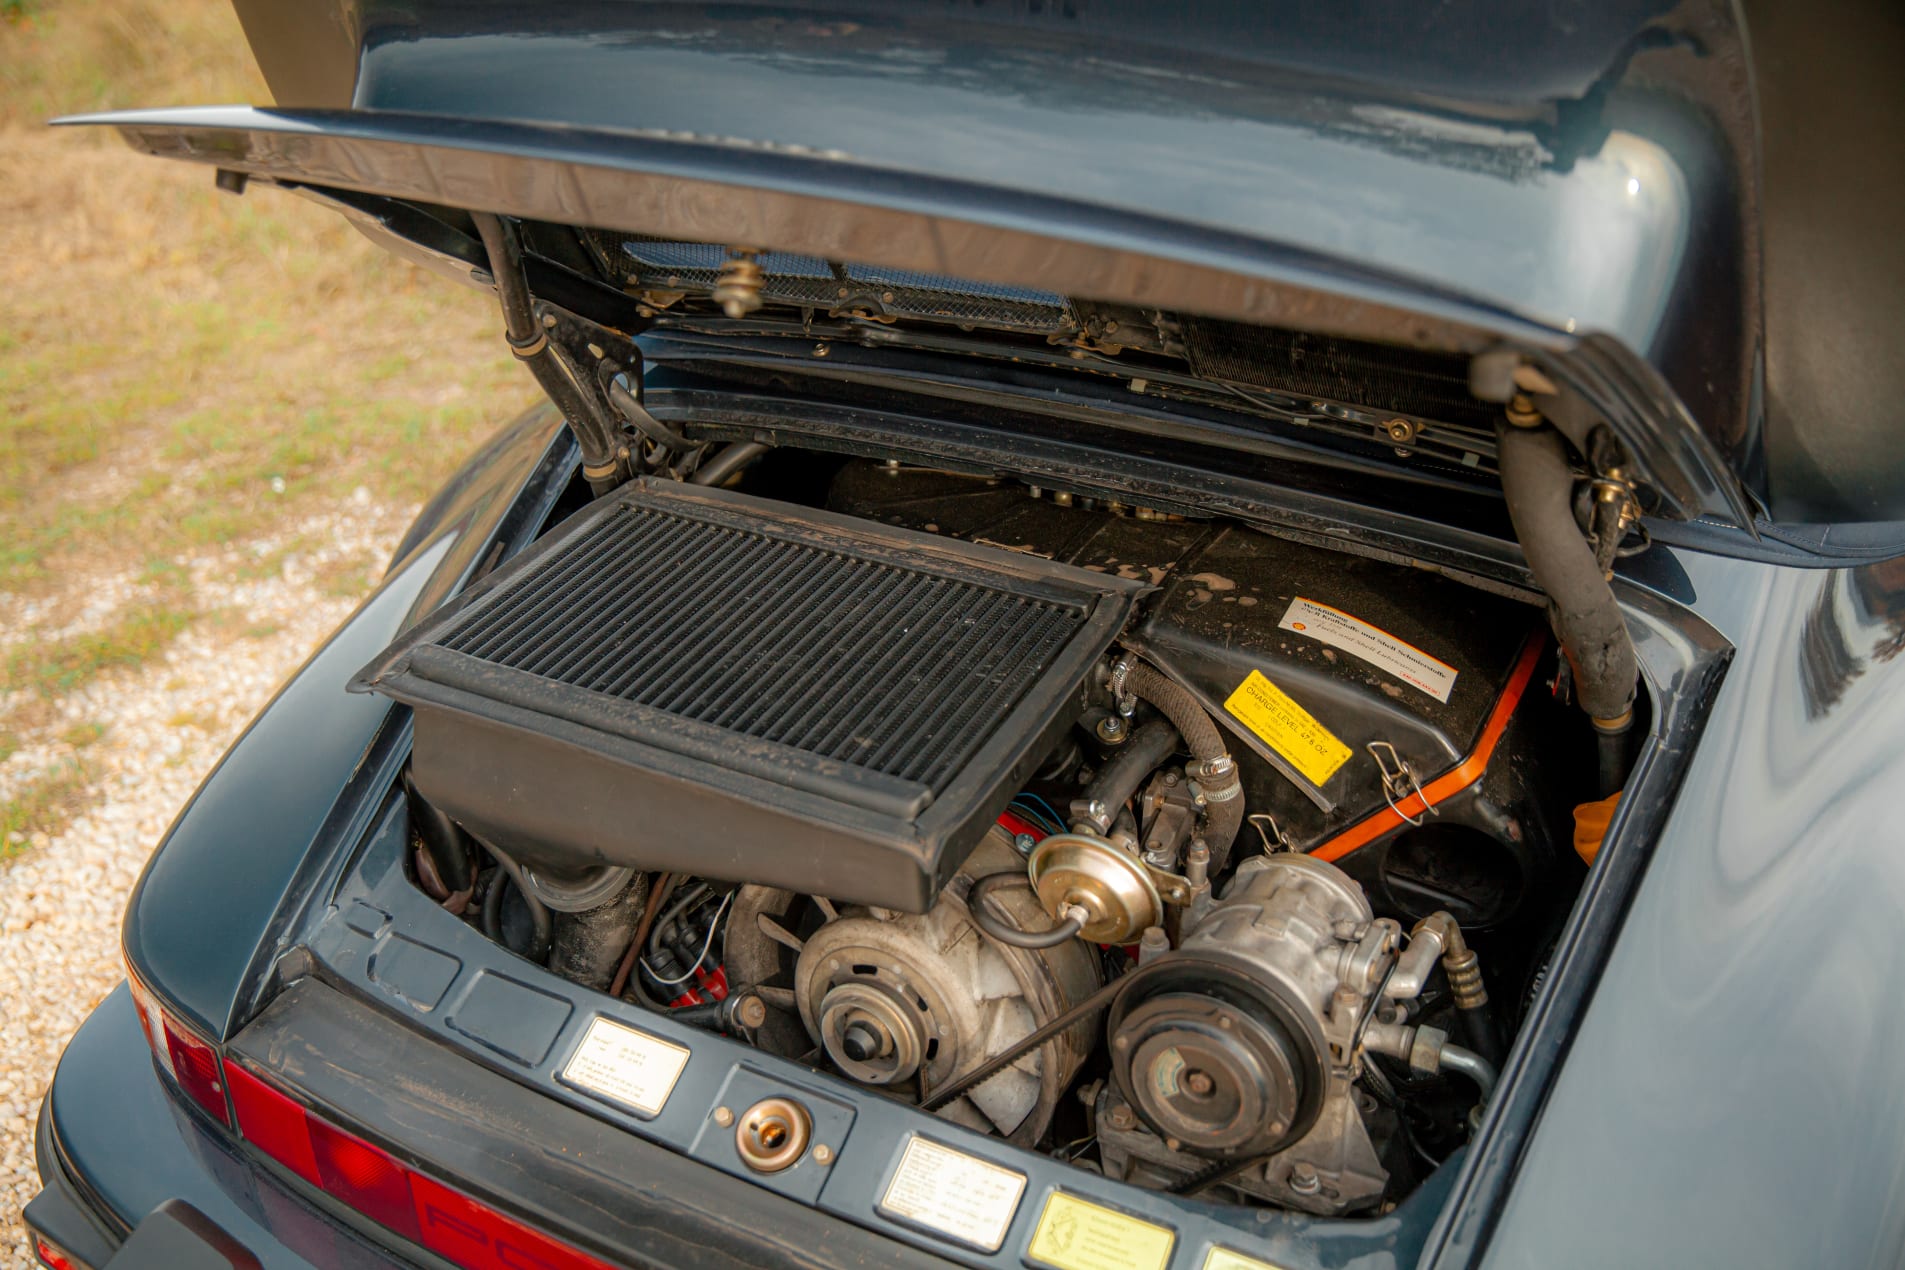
[1123,661,1244,870]
[1496,423,1638,730]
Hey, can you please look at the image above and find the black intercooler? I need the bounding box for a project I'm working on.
[353,480,1144,911]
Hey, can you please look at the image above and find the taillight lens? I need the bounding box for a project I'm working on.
[223,1058,617,1270]
[126,962,230,1127]
[30,1234,79,1270]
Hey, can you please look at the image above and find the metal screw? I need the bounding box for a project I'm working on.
[1096,715,1128,744]
[713,1106,734,1127]
[1185,1070,1215,1097]
[1290,1162,1321,1195]
[1107,1103,1135,1130]
[541,313,558,329]
[1013,833,1037,856]
[1384,418,1416,445]
[813,1144,834,1166]
[814,343,830,357]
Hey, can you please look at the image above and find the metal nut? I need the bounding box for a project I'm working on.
[813,1144,834,1166]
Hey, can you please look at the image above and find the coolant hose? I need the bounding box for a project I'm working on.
[1122,662,1244,869]
[967,872,1085,949]
[470,211,625,493]
[1078,718,1182,835]
[1496,423,1637,753]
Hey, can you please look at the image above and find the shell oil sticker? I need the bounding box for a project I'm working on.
[1223,669,1352,788]
[1278,596,1457,703]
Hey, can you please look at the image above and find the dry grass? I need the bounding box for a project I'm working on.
[0,0,535,842]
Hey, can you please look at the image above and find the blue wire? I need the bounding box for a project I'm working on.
[1006,799,1058,834]
[1012,793,1069,834]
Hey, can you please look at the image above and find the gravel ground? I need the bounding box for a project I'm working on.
[0,502,407,1268]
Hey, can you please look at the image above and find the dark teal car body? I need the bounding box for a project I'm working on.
[29,2,1905,1267]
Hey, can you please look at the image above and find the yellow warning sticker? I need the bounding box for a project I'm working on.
[1204,1248,1290,1270]
[1223,669,1352,788]
[1026,1192,1175,1270]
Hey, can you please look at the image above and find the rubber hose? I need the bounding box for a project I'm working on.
[967,872,1084,949]
[690,441,772,487]
[1496,423,1638,731]
[1596,728,1630,801]
[1079,718,1181,833]
[1123,662,1244,867]
[402,768,473,894]
[1458,1004,1501,1067]
[474,837,552,964]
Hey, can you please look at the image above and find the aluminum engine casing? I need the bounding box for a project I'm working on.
[1104,853,1400,1215]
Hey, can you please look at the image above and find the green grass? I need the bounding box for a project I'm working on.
[58,720,105,748]
[2,758,94,858]
[5,603,194,697]
[0,0,532,858]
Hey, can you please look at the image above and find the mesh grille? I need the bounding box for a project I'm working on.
[597,235,1073,332]
[436,502,1085,791]
[1183,318,1500,432]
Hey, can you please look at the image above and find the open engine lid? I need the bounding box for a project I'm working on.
[61,0,1840,529]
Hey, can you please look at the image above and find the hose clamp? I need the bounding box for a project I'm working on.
[1108,656,1136,718]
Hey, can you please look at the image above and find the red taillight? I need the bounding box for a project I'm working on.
[31,1235,78,1270]
[410,1173,617,1270]
[225,1063,320,1185]
[307,1117,422,1242]
[126,963,230,1127]
[222,1057,617,1270]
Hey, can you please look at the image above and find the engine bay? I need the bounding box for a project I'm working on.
[364,452,1617,1219]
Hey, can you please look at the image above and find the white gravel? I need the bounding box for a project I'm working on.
[0,502,407,1267]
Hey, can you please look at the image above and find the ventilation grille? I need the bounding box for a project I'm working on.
[435,501,1085,792]
[1182,318,1501,434]
[589,234,1074,333]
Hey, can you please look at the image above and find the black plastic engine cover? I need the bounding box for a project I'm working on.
[354,479,1145,911]
[828,464,1573,930]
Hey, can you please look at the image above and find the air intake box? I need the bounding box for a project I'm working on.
[353,480,1144,911]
